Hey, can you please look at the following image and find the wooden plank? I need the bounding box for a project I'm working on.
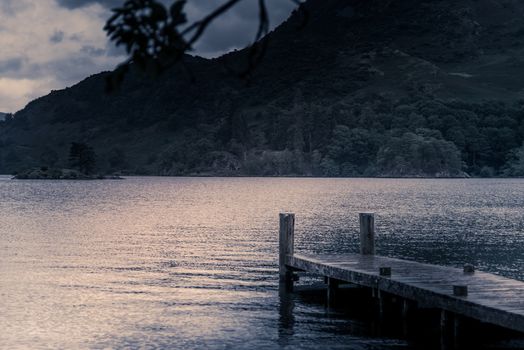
[286,253,524,333]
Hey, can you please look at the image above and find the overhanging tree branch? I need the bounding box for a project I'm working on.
[104,0,304,91]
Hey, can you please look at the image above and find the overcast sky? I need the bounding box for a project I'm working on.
[0,0,297,113]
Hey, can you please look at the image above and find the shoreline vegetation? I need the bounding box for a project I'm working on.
[11,169,524,179]
[13,167,123,180]
[8,168,524,179]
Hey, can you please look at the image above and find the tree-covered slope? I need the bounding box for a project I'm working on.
[1,0,524,177]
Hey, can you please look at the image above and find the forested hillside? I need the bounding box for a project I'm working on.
[1,0,524,177]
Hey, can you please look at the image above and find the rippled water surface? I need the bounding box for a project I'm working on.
[1,176,523,349]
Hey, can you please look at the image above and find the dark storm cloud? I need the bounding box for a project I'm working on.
[81,45,106,57]
[69,33,83,41]
[0,55,94,82]
[55,0,173,10]
[0,57,24,74]
[55,0,124,10]
[45,56,103,82]
[50,30,65,43]
[5,55,106,83]
[105,40,127,57]
[0,0,32,15]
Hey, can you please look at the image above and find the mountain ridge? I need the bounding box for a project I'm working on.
[1,0,524,177]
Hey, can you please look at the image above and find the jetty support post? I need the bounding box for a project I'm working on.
[440,310,462,350]
[359,213,375,255]
[401,299,412,336]
[326,278,340,307]
[279,213,295,291]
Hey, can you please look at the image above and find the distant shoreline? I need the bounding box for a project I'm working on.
[6,174,522,180]
[11,168,123,180]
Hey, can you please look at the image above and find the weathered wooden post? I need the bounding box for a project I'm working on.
[440,309,450,350]
[359,212,375,255]
[279,213,295,291]
[401,299,413,337]
[326,278,339,307]
[440,310,460,350]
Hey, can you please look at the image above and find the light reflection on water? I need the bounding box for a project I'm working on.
[0,176,523,349]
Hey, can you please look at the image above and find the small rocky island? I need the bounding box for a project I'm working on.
[13,167,123,180]
[13,142,123,180]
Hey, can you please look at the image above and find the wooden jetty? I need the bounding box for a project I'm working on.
[278,213,524,336]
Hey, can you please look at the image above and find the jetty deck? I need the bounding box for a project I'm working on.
[279,213,524,335]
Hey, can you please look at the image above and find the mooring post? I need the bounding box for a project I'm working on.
[279,213,295,291]
[359,212,375,255]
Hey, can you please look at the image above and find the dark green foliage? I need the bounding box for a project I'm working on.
[326,126,378,176]
[479,166,495,178]
[107,147,129,172]
[69,143,97,175]
[39,147,59,168]
[376,132,463,177]
[503,143,524,177]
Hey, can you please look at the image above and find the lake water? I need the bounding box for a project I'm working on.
[1,176,523,349]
